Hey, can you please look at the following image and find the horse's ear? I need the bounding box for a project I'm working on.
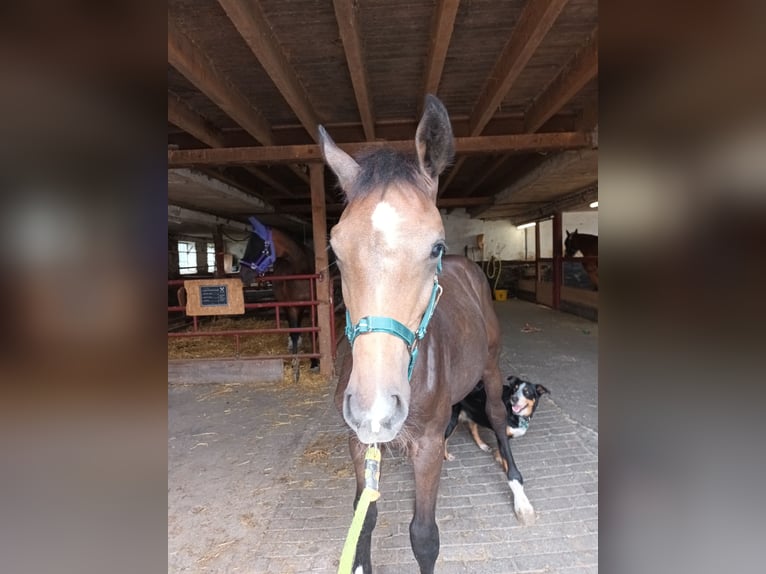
[319,125,360,197]
[415,95,455,189]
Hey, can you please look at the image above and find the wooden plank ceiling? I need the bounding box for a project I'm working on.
[168,0,598,234]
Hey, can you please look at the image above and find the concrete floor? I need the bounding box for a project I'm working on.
[168,298,598,573]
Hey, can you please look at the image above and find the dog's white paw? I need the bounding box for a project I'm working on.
[514,500,536,526]
[509,480,536,526]
[445,452,456,462]
[479,443,492,452]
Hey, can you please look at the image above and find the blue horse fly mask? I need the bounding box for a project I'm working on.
[240,216,277,275]
[345,252,444,381]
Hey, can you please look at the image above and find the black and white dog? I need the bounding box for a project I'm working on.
[444,375,550,461]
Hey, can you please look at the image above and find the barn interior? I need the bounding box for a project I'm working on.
[167,0,599,322]
[168,1,598,572]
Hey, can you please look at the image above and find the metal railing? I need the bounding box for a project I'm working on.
[168,273,336,361]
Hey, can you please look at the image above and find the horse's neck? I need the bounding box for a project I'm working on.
[579,235,598,255]
[271,228,312,271]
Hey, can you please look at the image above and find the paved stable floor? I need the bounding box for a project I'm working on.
[168,298,598,573]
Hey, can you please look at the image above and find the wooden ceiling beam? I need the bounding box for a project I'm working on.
[332,0,375,141]
[168,131,590,167]
[242,167,295,197]
[524,26,598,133]
[168,92,227,148]
[461,155,509,197]
[436,196,492,208]
[439,0,569,196]
[217,0,321,142]
[577,97,599,132]
[423,0,461,98]
[168,16,274,146]
[471,150,595,218]
[482,185,598,223]
[168,204,252,233]
[494,150,591,204]
[168,92,295,197]
[438,157,466,195]
[169,169,274,212]
[468,0,569,136]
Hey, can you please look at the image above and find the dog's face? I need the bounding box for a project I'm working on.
[505,376,550,419]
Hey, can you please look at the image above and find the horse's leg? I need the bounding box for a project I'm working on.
[482,365,536,525]
[286,306,302,383]
[409,432,445,574]
[349,436,377,574]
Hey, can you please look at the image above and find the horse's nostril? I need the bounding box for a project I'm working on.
[343,392,359,426]
[392,394,403,410]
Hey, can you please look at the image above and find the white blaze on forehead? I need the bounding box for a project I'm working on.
[371,201,403,248]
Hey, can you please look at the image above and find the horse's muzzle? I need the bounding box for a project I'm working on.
[343,388,408,444]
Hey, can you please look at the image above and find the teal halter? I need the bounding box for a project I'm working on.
[345,254,443,380]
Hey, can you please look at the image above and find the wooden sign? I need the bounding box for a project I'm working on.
[183,278,244,316]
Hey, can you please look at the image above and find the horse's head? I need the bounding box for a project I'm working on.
[239,217,276,285]
[320,95,454,444]
[564,228,579,258]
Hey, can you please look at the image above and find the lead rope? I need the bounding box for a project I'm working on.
[338,445,381,574]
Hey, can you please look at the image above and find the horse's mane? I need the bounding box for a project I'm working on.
[345,148,432,201]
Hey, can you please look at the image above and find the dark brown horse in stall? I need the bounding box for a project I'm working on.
[564,229,599,290]
[320,95,534,574]
[239,217,318,380]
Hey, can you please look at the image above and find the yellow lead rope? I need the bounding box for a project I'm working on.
[338,445,381,574]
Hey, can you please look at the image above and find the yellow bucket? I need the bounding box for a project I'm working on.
[494,289,508,301]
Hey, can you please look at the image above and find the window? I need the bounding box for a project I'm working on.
[177,240,216,275]
[207,243,215,273]
[178,241,197,275]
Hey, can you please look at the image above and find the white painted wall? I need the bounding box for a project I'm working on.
[539,219,553,257]
[440,208,535,261]
[440,208,598,262]
[563,210,598,236]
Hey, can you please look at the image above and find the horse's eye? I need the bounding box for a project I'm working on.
[431,243,445,259]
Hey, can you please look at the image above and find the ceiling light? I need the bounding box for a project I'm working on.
[589,201,598,208]
[517,222,536,229]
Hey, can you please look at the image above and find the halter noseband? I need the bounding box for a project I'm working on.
[345,254,443,380]
[240,216,277,275]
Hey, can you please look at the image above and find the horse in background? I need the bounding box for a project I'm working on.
[239,217,319,379]
[564,229,598,290]
[320,95,534,574]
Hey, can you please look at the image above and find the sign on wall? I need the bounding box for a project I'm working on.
[183,278,245,316]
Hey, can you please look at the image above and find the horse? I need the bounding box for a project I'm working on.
[239,217,319,380]
[564,229,598,290]
[320,95,534,574]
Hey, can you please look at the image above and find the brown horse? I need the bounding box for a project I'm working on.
[320,95,534,574]
[564,229,598,290]
[239,218,318,378]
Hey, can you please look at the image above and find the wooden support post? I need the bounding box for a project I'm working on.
[213,225,225,278]
[168,235,180,278]
[195,239,207,274]
[552,212,562,310]
[534,221,541,303]
[310,163,333,378]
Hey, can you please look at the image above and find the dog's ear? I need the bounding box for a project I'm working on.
[535,384,550,396]
[506,375,520,387]
[502,385,512,401]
